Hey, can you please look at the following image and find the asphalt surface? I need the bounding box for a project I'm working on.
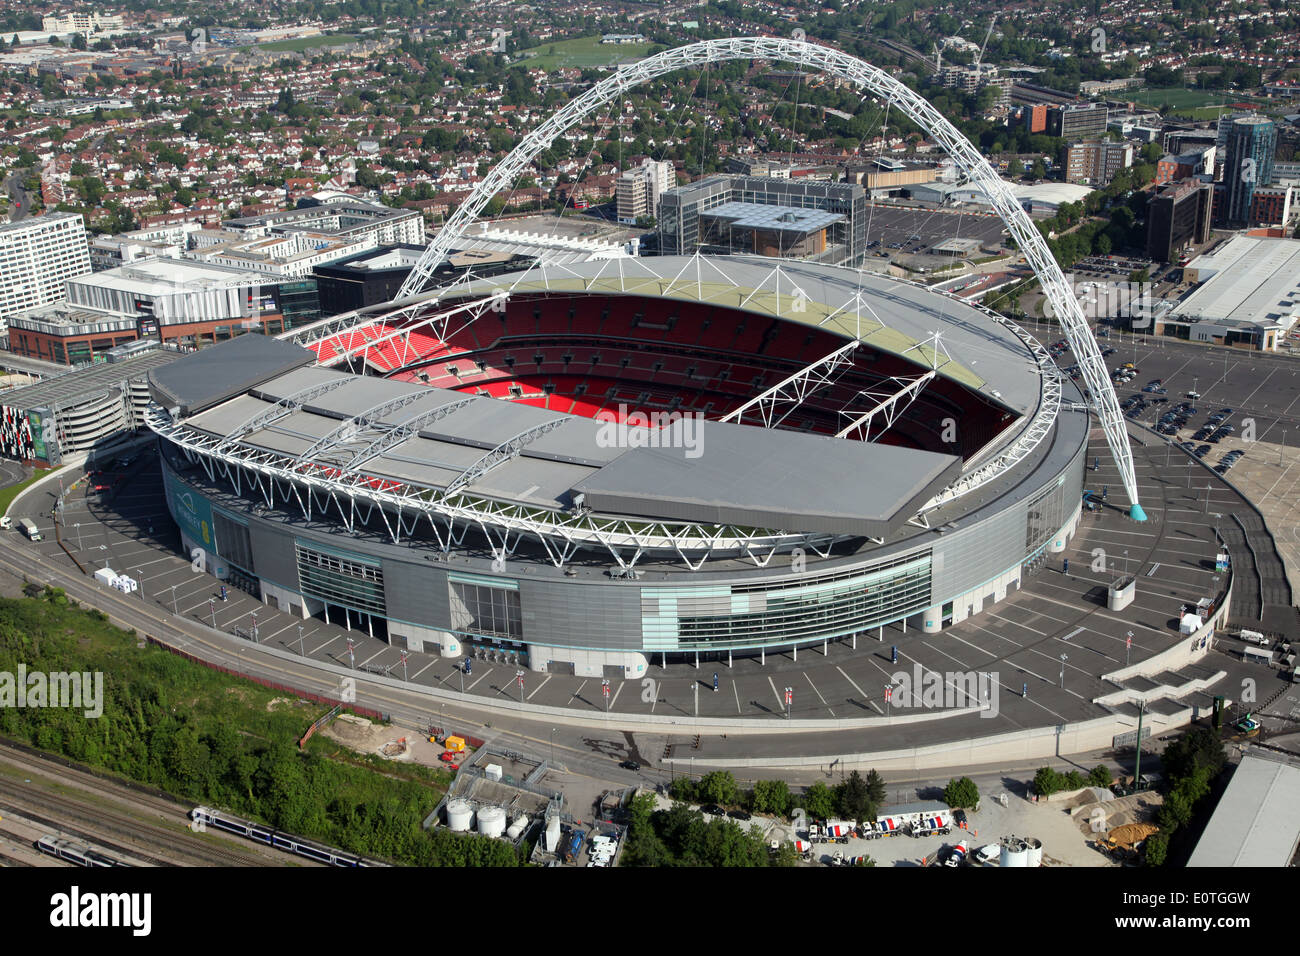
[1021,321,1300,450]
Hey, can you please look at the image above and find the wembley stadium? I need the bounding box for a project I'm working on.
[146,254,1089,680]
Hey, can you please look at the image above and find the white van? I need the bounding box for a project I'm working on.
[1239,629,1269,647]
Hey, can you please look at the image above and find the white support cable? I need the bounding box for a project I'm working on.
[720,341,859,427]
[392,36,1141,517]
[835,371,938,440]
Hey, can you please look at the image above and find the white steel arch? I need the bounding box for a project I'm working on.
[397,36,1144,519]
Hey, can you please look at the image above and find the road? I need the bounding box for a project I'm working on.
[3,171,32,222]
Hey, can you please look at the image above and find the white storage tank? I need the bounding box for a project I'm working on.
[1000,837,1029,868]
[478,806,507,838]
[506,813,529,840]
[1026,837,1043,867]
[447,799,474,832]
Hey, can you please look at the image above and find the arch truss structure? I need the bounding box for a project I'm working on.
[387,36,1142,518]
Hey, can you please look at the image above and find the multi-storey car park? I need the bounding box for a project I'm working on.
[146,254,1092,678]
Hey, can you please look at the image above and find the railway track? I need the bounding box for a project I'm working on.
[0,772,268,867]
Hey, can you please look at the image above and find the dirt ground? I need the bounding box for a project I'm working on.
[322,715,452,767]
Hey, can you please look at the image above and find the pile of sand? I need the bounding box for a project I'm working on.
[1071,791,1162,835]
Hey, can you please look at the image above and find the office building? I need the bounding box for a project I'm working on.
[1065,141,1133,186]
[6,258,320,364]
[1146,179,1213,263]
[658,175,867,265]
[1046,103,1108,141]
[1220,115,1276,226]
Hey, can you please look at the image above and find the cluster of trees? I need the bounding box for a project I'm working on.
[0,587,515,867]
[1033,764,1116,796]
[621,793,794,866]
[1142,726,1226,866]
[667,768,889,825]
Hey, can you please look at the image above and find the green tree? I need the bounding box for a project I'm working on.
[699,770,739,807]
[1033,766,1066,796]
[834,770,875,824]
[1143,831,1169,866]
[943,776,980,809]
[1157,789,1194,831]
[1088,765,1114,788]
[750,779,792,817]
[865,769,887,805]
[802,781,835,820]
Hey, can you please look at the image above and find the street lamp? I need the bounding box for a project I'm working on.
[74,523,82,550]
[1125,630,1134,667]
[785,686,793,720]
[250,611,258,643]
[1059,653,1069,689]
[550,727,556,768]
[170,585,178,616]
[135,569,144,601]
[209,598,216,629]
[296,624,305,655]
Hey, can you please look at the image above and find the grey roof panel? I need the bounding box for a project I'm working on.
[570,419,962,536]
[1187,751,1300,867]
[149,334,317,416]
[465,456,599,507]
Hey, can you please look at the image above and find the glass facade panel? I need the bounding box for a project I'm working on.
[1025,476,1068,554]
[294,542,385,614]
[641,552,932,650]
[448,577,523,640]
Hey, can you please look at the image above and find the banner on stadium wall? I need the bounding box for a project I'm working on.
[164,469,215,551]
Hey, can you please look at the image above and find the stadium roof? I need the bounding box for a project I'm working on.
[444,255,1042,416]
[1187,750,1300,867]
[152,338,963,537]
[148,333,317,416]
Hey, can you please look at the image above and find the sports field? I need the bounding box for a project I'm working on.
[519,35,657,71]
[1125,87,1268,115]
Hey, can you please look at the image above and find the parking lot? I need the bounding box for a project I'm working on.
[860,203,1007,257]
[1022,322,1300,591]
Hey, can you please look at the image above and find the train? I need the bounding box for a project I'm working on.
[35,835,130,867]
[189,806,385,867]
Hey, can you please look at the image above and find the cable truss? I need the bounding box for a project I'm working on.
[443,419,569,497]
[835,371,938,441]
[149,406,842,571]
[720,341,860,428]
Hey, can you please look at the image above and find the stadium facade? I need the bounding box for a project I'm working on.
[148,256,1086,679]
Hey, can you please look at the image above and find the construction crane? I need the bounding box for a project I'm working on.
[974,16,997,71]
